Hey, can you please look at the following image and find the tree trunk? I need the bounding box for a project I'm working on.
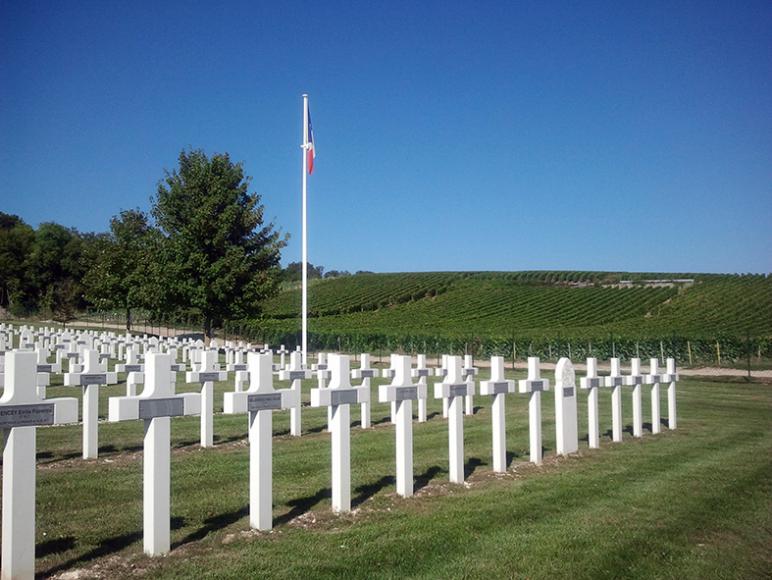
[204,317,213,344]
[126,307,132,332]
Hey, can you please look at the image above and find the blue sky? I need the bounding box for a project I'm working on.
[1,1,770,274]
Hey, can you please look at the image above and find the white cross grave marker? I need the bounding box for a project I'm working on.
[64,349,118,459]
[378,355,426,497]
[185,350,226,448]
[310,354,369,512]
[223,352,297,530]
[580,357,602,449]
[604,358,624,442]
[479,355,515,473]
[1,351,78,580]
[554,357,579,456]
[645,358,662,435]
[351,353,376,429]
[624,358,644,438]
[462,354,478,416]
[410,354,431,423]
[433,355,473,483]
[518,357,550,465]
[278,351,311,436]
[276,345,289,370]
[663,358,679,429]
[108,352,200,556]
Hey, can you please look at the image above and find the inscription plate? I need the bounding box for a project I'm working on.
[171,364,185,372]
[395,386,418,401]
[490,381,510,395]
[37,364,54,373]
[232,364,247,371]
[315,364,328,371]
[330,389,358,406]
[606,377,624,386]
[530,380,545,392]
[55,344,66,350]
[288,371,308,381]
[66,353,80,359]
[0,404,55,428]
[358,369,376,378]
[198,372,222,382]
[630,376,643,385]
[449,384,468,398]
[99,353,110,361]
[563,387,575,398]
[139,398,184,419]
[414,369,430,377]
[124,364,142,372]
[82,374,108,386]
[247,393,283,412]
[585,378,602,388]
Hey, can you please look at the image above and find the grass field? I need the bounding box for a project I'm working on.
[4,359,770,578]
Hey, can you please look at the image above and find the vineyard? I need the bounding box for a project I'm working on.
[243,272,772,363]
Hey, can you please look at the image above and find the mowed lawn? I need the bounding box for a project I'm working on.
[2,363,770,578]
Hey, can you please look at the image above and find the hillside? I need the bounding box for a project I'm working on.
[251,271,772,361]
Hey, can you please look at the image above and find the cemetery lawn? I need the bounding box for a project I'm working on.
[6,370,771,578]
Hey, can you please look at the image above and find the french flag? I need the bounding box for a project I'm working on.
[306,108,316,174]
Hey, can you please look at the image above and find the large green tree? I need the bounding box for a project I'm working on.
[82,209,162,330]
[0,213,35,313]
[152,149,286,339]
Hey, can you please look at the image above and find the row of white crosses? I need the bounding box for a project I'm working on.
[1,345,680,577]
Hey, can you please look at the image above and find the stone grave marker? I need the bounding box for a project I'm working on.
[278,351,311,436]
[663,358,679,429]
[624,358,644,438]
[351,353,376,429]
[185,350,226,448]
[433,355,473,483]
[579,357,602,449]
[64,349,118,459]
[378,355,426,497]
[603,357,624,443]
[410,354,431,423]
[554,357,579,456]
[310,354,369,512]
[1,351,78,579]
[518,357,550,465]
[223,352,297,530]
[462,354,478,416]
[645,358,662,434]
[479,355,515,472]
[108,352,201,556]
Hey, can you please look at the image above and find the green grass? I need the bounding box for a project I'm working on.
[3,362,770,578]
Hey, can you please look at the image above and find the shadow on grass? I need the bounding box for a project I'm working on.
[37,536,76,557]
[352,475,395,508]
[41,516,185,577]
[274,487,332,527]
[506,451,520,468]
[172,508,248,549]
[425,412,440,421]
[414,465,446,492]
[464,457,485,478]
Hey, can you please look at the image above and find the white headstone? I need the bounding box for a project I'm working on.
[664,358,679,429]
[378,355,426,497]
[433,356,472,483]
[185,350,226,447]
[310,354,369,512]
[278,351,310,436]
[479,356,515,472]
[645,358,661,434]
[518,357,550,465]
[410,354,431,423]
[554,358,579,456]
[579,357,601,449]
[351,353,376,429]
[624,358,644,438]
[64,349,118,459]
[604,358,624,442]
[224,352,297,530]
[462,354,478,416]
[1,351,78,579]
[108,352,201,556]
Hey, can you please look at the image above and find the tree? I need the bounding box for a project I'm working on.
[82,209,162,330]
[152,149,286,339]
[283,261,325,282]
[0,213,35,314]
[26,222,86,312]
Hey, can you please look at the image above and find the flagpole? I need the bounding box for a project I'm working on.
[301,93,309,367]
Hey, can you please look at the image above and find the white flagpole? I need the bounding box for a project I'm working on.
[301,94,309,367]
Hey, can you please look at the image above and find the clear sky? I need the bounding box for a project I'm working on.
[1,1,770,274]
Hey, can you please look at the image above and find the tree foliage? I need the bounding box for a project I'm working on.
[152,149,286,337]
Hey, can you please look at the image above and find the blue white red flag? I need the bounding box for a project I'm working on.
[306,108,315,174]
